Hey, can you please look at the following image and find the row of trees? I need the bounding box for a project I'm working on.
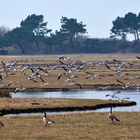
[111,12,140,41]
[0,12,140,54]
[0,14,87,54]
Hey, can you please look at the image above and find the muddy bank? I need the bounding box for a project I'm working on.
[0,101,136,115]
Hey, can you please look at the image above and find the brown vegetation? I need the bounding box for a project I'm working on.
[0,112,140,140]
[0,98,135,115]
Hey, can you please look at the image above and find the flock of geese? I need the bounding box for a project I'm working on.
[1,55,140,91]
[1,55,140,127]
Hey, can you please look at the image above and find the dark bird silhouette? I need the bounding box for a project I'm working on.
[60,65,69,72]
[0,112,3,117]
[75,82,82,89]
[58,60,66,65]
[136,56,140,59]
[0,74,3,80]
[116,79,125,86]
[113,59,121,63]
[38,67,49,75]
[59,56,69,60]
[57,73,65,80]
[116,79,134,89]
[69,80,82,89]
[105,91,121,99]
[105,64,111,70]
[0,121,4,127]
[0,112,4,127]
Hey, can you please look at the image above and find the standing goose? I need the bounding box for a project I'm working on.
[0,112,4,127]
[108,107,120,124]
[43,112,55,127]
[0,112,3,117]
[0,121,4,127]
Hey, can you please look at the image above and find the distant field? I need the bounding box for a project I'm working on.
[0,54,139,63]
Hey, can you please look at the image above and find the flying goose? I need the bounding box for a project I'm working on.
[1,60,18,69]
[14,87,26,93]
[105,91,121,99]
[43,112,55,127]
[136,56,140,59]
[59,56,69,60]
[108,107,120,124]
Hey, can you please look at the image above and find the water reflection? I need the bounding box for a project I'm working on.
[10,90,140,112]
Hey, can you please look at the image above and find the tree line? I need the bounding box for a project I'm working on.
[0,12,140,54]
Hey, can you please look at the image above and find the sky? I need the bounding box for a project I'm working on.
[0,0,140,39]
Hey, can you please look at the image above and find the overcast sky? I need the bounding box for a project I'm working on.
[1,0,140,38]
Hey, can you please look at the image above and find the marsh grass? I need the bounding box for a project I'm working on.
[0,98,129,111]
[0,112,140,140]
